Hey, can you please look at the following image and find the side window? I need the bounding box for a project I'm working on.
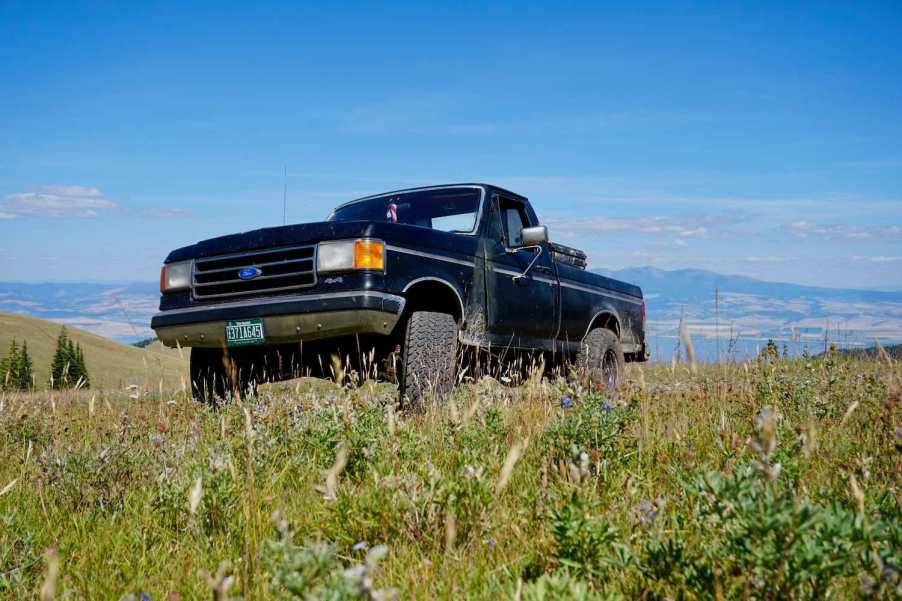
[505,209,525,246]
[498,196,530,248]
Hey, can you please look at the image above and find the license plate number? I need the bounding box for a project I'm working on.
[225,319,265,346]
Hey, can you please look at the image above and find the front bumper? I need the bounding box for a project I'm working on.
[151,291,406,348]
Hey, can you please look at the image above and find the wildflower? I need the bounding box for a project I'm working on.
[343,545,397,600]
[560,395,573,409]
[210,453,229,472]
[751,406,777,461]
[601,400,613,413]
[465,464,484,480]
[352,541,369,552]
[579,451,590,479]
[637,499,657,526]
[199,561,236,601]
[751,406,781,481]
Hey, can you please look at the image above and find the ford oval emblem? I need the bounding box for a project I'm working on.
[238,267,262,281]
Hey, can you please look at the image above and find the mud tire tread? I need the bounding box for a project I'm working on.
[400,311,458,407]
[575,328,625,390]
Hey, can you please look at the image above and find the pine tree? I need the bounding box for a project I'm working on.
[0,339,20,391]
[51,327,72,389]
[66,338,79,386]
[74,343,90,389]
[0,342,8,390]
[17,341,33,390]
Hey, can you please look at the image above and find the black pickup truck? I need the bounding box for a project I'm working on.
[151,184,647,404]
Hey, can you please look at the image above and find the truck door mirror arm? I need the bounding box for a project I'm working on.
[506,225,550,281]
[510,244,545,282]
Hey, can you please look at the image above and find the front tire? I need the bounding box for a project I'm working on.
[399,310,458,407]
[576,328,625,390]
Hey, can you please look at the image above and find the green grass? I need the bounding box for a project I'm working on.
[0,312,187,390]
[0,354,899,599]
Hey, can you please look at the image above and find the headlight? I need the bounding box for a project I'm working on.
[316,239,384,274]
[160,260,192,292]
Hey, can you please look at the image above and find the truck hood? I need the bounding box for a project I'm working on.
[165,220,478,263]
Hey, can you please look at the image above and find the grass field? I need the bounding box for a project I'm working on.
[0,353,899,599]
[0,312,187,390]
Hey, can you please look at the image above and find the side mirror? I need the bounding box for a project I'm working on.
[520,225,549,246]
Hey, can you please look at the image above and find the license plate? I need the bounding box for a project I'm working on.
[225,319,265,346]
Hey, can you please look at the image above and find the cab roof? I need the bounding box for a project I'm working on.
[337,183,527,209]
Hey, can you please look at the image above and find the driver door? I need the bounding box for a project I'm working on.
[485,195,558,345]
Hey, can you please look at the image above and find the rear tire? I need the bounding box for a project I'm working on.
[575,328,625,391]
[399,310,458,408]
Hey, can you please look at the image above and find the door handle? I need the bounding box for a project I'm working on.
[536,265,552,274]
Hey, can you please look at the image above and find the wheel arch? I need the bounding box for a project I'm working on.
[583,307,622,341]
[402,277,465,323]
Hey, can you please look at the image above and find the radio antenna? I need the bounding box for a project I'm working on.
[282,164,288,225]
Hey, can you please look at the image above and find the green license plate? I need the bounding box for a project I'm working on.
[225,319,265,346]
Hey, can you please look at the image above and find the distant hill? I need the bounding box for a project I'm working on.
[593,267,902,361]
[0,281,159,342]
[826,343,902,360]
[594,266,902,305]
[0,311,187,390]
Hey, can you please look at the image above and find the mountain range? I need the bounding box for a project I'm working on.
[2,268,901,362]
[594,267,902,360]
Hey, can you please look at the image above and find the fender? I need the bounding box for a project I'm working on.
[401,276,466,320]
[583,304,622,341]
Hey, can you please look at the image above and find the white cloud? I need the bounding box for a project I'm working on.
[546,215,724,240]
[788,221,902,241]
[852,255,902,263]
[745,256,788,263]
[0,185,117,218]
[39,185,103,197]
[126,207,192,219]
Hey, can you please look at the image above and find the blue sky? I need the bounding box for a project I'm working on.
[1,1,901,288]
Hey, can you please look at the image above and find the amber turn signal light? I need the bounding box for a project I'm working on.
[354,239,384,270]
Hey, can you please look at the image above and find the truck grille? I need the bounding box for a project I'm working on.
[192,244,316,300]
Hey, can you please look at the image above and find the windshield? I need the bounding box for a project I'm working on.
[328,186,481,233]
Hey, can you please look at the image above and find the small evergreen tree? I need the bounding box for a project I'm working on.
[49,328,90,389]
[51,327,73,389]
[17,341,33,390]
[0,339,20,391]
[74,343,90,389]
[66,338,79,386]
